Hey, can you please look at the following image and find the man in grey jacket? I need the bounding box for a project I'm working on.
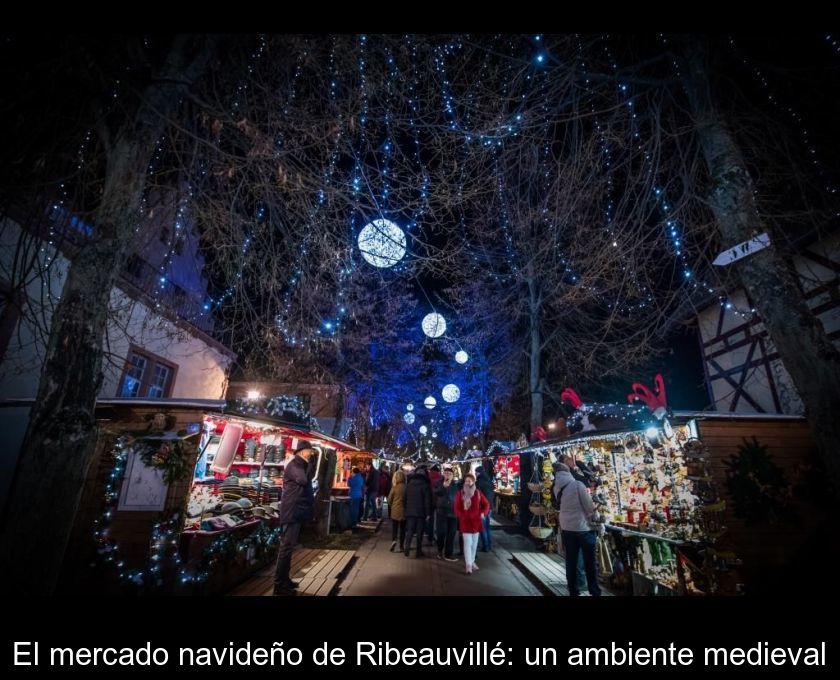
[553,463,601,596]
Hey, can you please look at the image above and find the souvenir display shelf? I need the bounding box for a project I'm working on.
[494,454,521,495]
[333,450,376,493]
[545,420,730,595]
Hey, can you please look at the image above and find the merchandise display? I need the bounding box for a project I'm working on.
[516,417,740,594]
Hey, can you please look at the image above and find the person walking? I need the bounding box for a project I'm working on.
[363,463,380,520]
[377,465,392,517]
[347,466,365,528]
[387,469,407,552]
[426,464,442,545]
[475,466,495,552]
[454,473,490,574]
[403,465,432,558]
[433,466,459,561]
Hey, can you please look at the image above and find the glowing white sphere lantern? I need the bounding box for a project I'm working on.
[424,396,437,409]
[357,219,406,268]
[442,384,460,403]
[455,350,469,364]
[406,403,414,412]
[421,313,446,338]
[404,412,415,424]
[419,425,428,435]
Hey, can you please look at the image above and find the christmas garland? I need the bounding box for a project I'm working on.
[92,436,185,589]
[138,438,195,485]
[181,523,283,585]
[227,395,309,419]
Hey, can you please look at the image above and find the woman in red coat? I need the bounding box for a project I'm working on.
[454,473,491,574]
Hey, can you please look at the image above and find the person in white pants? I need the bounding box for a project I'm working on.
[454,473,491,574]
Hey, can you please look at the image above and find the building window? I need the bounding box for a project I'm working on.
[148,363,171,398]
[118,347,176,399]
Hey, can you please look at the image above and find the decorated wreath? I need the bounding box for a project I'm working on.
[139,438,195,485]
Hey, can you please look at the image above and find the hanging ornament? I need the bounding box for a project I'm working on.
[406,403,414,412]
[419,425,428,435]
[421,313,446,338]
[424,396,437,409]
[357,219,406,268]
[404,412,415,424]
[432,432,438,438]
[455,350,469,364]
[441,384,460,403]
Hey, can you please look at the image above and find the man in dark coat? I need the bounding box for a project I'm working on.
[433,466,459,560]
[273,441,318,595]
[403,466,432,558]
[427,465,442,545]
[475,466,496,552]
[377,466,392,516]
[363,464,380,520]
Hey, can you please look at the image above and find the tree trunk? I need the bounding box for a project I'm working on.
[331,385,346,439]
[0,36,219,594]
[679,39,840,490]
[527,262,544,431]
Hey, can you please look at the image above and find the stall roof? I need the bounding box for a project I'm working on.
[99,398,227,409]
[0,396,360,450]
[99,398,360,451]
[508,409,809,455]
[206,415,360,452]
[670,410,807,422]
[0,397,228,410]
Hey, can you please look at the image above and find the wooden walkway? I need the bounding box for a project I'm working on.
[511,552,614,596]
[228,547,355,597]
[512,552,571,596]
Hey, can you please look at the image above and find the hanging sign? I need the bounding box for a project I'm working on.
[712,233,770,266]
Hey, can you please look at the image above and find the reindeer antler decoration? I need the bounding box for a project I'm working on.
[531,425,547,442]
[561,387,596,431]
[560,388,584,410]
[627,373,668,419]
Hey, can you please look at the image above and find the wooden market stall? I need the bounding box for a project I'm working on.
[507,411,826,595]
[332,450,377,495]
[57,397,358,595]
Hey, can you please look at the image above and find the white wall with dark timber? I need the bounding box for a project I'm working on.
[697,231,840,414]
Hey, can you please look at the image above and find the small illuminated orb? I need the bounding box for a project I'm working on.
[645,427,659,440]
[424,396,437,409]
[432,432,438,438]
[406,403,414,412]
[455,350,469,364]
[419,425,428,435]
[442,384,460,403]
[357,219,406,268]
[421,313,446,338]
[404,412,416,425]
